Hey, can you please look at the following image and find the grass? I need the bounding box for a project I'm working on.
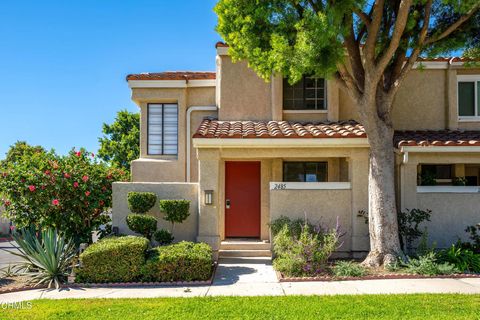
[1,294,479,320]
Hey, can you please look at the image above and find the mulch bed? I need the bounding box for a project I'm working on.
[277,271,480,282]
[0,276,45,294]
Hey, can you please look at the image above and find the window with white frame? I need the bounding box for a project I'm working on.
[283,76,327,110]
[458,75,480,119]
[147,103,178,155]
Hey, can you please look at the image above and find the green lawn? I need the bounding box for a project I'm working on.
[1,294,479,320]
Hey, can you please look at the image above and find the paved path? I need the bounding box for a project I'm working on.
[0,257,479,302]
[0,241,21,269]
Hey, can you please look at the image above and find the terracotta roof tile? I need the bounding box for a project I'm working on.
[193,119,366,139]
[394,130,480,147]
[126,71,215,81]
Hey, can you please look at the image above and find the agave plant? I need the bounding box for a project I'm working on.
[10,227,77,289]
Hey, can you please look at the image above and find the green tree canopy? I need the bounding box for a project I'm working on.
[98,110,140,171]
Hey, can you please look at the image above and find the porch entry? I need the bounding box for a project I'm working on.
[225,161,261,238]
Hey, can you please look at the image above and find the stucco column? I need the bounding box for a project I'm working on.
[400,162,419,211]
[196,148,221,253]
[446,68,458,130]
[349,149,370,254]
[327,79,340,122]
[271,75,283,121]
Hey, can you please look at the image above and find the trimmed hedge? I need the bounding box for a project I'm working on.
[154,229,174,245]
[126,214,158,239]
[76,236,149,283]
[127,192,157,214]
[159,199,190,225]
[141,242,213,282]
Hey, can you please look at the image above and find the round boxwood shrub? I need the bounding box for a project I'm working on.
[127,192,157,214]
[159,199,190,231]
[76,236,149,283]
[126,214,157,239]
[140,241,213,282]
[154,229,174,245]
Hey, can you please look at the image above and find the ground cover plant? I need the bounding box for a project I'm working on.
[2,295,479,320]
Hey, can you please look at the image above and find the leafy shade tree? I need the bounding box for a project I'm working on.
[0,141,46,169]
[98,110,140,171]
[215,0,480,266]
[0,146,128,244]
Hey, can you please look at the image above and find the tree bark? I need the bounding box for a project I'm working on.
[361,100,403,267]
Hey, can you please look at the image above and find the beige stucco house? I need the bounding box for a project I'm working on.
[113,42,480,258]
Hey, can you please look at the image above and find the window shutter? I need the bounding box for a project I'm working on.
[147,104,178,155]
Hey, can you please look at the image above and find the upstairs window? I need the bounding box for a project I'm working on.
[147,103,178,155]
[458,75,480,118]
[419,164,453,186]
[283,76,327,110]
[283,162,328,182]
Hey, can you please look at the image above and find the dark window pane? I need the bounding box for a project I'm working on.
[283,162,328,182]
[283,76,327,110]
[459,82,475,116]
[422,165,452,180]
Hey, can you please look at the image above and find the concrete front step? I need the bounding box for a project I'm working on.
[219,249,272,258]
[220,240,271,251]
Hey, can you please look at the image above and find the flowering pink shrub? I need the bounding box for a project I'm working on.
[0,148,128,244]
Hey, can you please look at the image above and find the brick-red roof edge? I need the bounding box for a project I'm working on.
[394,130,480,147]
[126,71,216,81]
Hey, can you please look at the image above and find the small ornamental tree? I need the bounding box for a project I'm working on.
[159,200,190,232]
[0,146,128,244]
[127,192,157,214]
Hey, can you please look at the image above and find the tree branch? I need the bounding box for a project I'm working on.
[375,0,413,74]
[424,3,480,45]
[345,14,365,90]
[335,66,362,102]
[354,9,371,28]
[364,0,385,67]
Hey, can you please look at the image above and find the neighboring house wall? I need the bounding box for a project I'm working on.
[112,182,199,242]
[399,152,480,248]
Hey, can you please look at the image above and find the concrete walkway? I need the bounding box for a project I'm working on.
[0,257,479,302]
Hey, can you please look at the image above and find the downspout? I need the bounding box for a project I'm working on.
[186,106,217,182]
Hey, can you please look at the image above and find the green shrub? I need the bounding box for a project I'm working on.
[332,261,368,277]
[127,192,157,214]
[154,229,174,245]
[439,245,480,273]
[269,216,312,238]
[76,236,149,283]
[126,214,157,239]
[405,252,458,276]
[159,199,190,231]
[398,208,431,253]
[458,223,480,254]
[272,222,341,277]
[140,241,213,282]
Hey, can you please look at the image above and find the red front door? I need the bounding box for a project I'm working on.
[225,161,261,238]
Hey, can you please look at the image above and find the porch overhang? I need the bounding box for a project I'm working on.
[193,137,369,148]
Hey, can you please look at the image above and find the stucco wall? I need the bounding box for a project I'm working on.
[270,189,353,252]
[112,182,199,242]
[130,86,216,182]
[416,193,480,248]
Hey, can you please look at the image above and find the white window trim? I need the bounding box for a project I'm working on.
[457,75,480,120]
[282,76,328,111]
[417,186,480,193]
[270,182,351,190]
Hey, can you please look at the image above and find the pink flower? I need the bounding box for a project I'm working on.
[44,170,51,175]
[106,174,112,180]
[4,200,11,207]
[73,181,79,188]
[64,173,71,179]
[1,172,7,178]
[75,151,82,157]
[99,200,104,206]
[91,153,95,157]
[41,185,46,190]
[85,191,91,197]
[52,199,59,206]
[28,185,36,192]
[82,175,89,182]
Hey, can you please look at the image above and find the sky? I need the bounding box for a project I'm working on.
[0,0,219,159]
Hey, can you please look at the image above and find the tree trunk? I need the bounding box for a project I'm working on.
[361,101,403,267]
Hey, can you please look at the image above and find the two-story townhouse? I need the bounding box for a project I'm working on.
[112,42,480,258]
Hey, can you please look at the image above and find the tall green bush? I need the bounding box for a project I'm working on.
[126,214,157,239]
[141,241,213,282]
[127,192,157,214]
[0,145,128,244]
[159,199,190,232]
[76,236,149,283]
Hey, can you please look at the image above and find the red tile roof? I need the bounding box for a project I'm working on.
[395,130,480,147]
[215,41,228,48]
[193,119,366,139]
[126,71,216,81]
